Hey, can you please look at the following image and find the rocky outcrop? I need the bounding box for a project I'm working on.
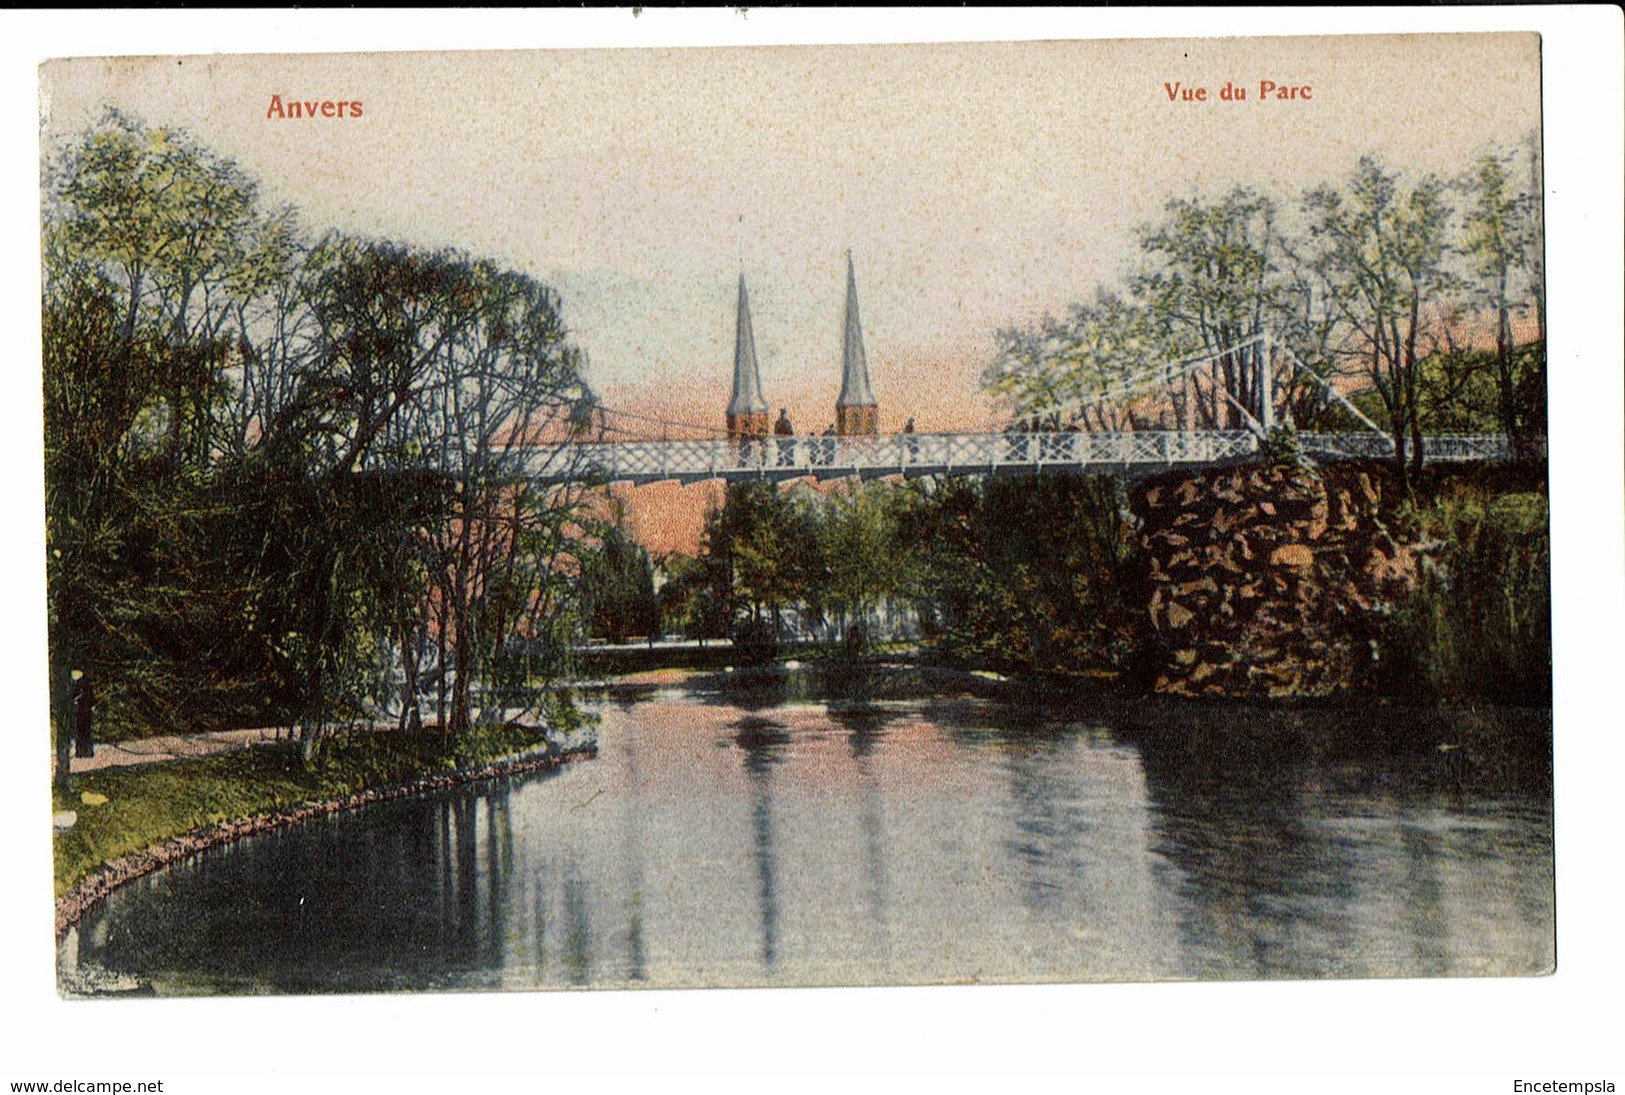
[1131,461,1424,698]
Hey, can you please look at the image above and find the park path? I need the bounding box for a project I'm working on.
[64,715,555,774]
[68,726,291,774]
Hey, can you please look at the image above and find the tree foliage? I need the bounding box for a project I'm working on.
[1303,156,1459,483]
[901,477,1145,677]
[580,506,661,645]
[984,140,1547,481]
[43,111,596,769]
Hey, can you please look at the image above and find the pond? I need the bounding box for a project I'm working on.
[62,667,1554,993]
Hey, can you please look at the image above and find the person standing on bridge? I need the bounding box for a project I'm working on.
[775,408,795,466]
[903,417,917,462]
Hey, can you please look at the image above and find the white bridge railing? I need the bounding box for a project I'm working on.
[1297,432,1516,462]
[527,430,1257,484]
[524,430,1519,485]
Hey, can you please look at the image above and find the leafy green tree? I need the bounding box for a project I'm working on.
[701,480,847,649]
[1134,187,1285,429]
[819,482,911,649]
[658,552,729,645]
[902,476,1144,677]
[418,259,594,731]
[1413,336,1502,433]
[43,111,272,775]
[1304,157,1457,485]
[43,112,597,758]
[42,258,155,781]
[47,107,261,472]
[986,188,1302,434]
[985,292,1160,431]
[230,239,459,744]
[1460,140,1545,453]
[582,512,660,645]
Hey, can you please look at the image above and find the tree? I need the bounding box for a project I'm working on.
[658,552,729,645]
[1460,139,1545,453]
[42,255,158,782]
[43,111,273,776]
[581,508,660,645]
[819,482,910,649]
[985,292,1160,431]
[47,107,262,472]
[985,189,1294,434]
[224,204,315,458]
[1304,157,1456,485]
[901,476,1143,677]
[416,259,594,731]
[43,112,598,758]
[233,239,465,744]
[1135,187,1285,429]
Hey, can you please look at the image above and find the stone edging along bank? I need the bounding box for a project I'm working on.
[54,744,596,941]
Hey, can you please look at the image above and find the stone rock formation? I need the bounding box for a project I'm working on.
[1131,461,1424,698]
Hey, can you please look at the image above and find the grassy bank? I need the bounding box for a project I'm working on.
[1385,472,1550,704]
[52,723,559,898]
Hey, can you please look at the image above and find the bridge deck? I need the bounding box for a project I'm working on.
[524,431,1517,486]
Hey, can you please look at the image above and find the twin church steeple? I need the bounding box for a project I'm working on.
[835,251,879,437]
[725,274,770,439]
[725,255,879,441]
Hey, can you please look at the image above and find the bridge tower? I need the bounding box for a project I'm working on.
[726,273,770,440]
[835,252,879,436]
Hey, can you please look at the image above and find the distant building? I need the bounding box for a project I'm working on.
[726,273,770,440]
[835,252,879,437]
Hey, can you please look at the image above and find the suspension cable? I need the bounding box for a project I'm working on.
[989,334,1267,428]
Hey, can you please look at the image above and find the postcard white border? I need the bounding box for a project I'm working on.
[3,9,1620,1093]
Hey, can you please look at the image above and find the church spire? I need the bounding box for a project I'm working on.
[726,273,769,439]
[836,251,879,436]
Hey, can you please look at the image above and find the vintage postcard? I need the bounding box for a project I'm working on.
[40,29,1556,1002]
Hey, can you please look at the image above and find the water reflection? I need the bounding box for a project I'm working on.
[827,703,892,757]
[732,716,789,970]
[827,705,895,954]
[619,718,648,983]
[1138,736,1350,979]
[1135,725,1553,979]
[68,680,1553,994]
[560,859,593,985]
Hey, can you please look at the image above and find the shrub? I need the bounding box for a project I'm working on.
[732,618,780,666]
[1385,485,1550,703]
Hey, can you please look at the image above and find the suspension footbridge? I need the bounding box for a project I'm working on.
[525,430,1516,487]
[520,263,1525,488]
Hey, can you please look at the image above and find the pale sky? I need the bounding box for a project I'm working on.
[40,34,1542,443]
